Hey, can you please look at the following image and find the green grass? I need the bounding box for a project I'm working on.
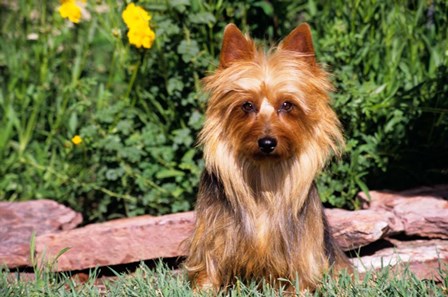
[1,262,447,296]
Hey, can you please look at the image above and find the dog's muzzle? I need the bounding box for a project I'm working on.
[258,137,277,154]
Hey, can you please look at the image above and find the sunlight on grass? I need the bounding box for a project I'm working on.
[1,261,447,296]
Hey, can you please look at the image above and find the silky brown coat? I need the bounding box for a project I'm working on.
[185,23,350,291]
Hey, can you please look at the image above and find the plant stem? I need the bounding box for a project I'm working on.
[126,57,141,105]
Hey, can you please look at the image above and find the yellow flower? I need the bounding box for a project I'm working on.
[127,24,156,49]
[122,3,155,49]
[58,0,86,24]
[71,135,83,145]
[122,3,151,29]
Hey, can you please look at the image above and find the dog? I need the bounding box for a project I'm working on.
[185,23,350,292]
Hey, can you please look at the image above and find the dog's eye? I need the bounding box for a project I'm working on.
[279,101,293,112]
[242,101,256,113]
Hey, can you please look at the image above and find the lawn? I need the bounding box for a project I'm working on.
[2,261,447,296]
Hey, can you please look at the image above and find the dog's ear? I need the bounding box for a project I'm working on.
[219,24,255,68]
[280,23,315,65]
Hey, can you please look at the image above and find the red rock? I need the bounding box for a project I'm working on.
[351,239,448,281]
[359,191,448,239]
[399,184,448,197]
[6,195,446,277]
[326,209,394,251]
[35,212,195,272]
[34,208,396,271]
[0,200,82,268]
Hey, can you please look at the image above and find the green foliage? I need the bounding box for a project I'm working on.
[1,261,447,296]
[0,0,447,220]
[306,1,448,207]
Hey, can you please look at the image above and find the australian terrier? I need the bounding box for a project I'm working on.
[185,23,350,292]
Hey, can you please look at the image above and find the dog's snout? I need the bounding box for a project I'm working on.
[258,137,277,154]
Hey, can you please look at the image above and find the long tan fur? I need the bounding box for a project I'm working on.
[185,23,350,292]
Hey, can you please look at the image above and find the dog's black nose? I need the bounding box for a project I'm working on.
[258,137,277,154]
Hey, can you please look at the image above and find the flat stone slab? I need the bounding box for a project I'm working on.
[35,212,195,271]
[359,191,448,238]
[326,209,395,251]
[4,190,448,277]
[351,239,448,281]
[34,208,394,271]
[399,184,448,197]
[0,200,82,268]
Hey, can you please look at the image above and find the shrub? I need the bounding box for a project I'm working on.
[0,1,446,221]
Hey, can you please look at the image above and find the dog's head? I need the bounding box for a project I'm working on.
[201,24,343,165]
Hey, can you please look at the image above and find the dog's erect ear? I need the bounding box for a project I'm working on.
[280,23,316,65]
[219,24,255,68]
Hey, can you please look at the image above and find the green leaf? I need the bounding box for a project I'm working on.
[253,1,274,16]
[169,0,190,13]
[116,120,133,136]
[68,112,78,135]
[181,149,196,163]
[189,12,216,25]
[171,128,194,147]
[177,40,200,63]
[156,169,185,179]
[167,77,184,95]
[355,175,370,200]
[188,110,203,130]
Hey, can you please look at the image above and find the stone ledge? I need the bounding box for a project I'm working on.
[35,212,195,271]
[0,199,82,268]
